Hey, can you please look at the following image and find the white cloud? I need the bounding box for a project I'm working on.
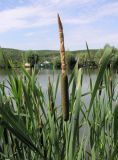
[86,2,118,22]
[0,1,118,33]
[49,0,94,6]
[0,0,99,34]
[25,32,35,37]
[64,27,118,50]
[0,5,56,33]
[64,2,118,25]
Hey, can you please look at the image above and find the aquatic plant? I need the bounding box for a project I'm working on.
[0,15,117,160]
[58,14,69,121]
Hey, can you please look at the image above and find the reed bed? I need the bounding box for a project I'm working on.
[0,16,118,160]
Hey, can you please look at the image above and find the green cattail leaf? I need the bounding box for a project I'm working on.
[68,68,82,160]
[77,136,84,160]
[86,41,91,59]
[91,144,96,160]
[48,76,54,113]
[54,73,60,101]
[21,66,31,80]
[88,46,113,117]
[0,103,40,154]
[68,58,79,87]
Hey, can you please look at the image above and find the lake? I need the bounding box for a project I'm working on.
[0,68,102,106]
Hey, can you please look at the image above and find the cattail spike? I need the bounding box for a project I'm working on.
[57,14,63,31]
[57,14,66,74]
[61,73,69,121]
[57,14,69,121]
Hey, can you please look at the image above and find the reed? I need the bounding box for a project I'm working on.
[57,14,69,121]
[48,76,54,113]
[0,15,118,160]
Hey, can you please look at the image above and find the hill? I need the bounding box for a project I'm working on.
[0,46,118,68]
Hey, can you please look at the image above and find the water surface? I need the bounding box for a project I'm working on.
[0,68,99,106]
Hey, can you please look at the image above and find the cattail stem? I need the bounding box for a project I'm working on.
[57,14,69,121]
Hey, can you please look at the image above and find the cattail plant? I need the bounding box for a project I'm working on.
[48,76,54,114]
[57,14,69,121]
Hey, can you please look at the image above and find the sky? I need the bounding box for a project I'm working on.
[0,0,118,50]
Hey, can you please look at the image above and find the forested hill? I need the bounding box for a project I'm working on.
[0,46,118,68]
[0,47,101,59]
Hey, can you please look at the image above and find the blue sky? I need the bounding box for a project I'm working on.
[0,0,118,50]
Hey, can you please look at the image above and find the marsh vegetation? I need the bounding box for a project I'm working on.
[0,15,118,160]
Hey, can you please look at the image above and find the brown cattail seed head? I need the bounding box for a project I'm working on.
[61,73,69,121]
[58,14,69,121]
